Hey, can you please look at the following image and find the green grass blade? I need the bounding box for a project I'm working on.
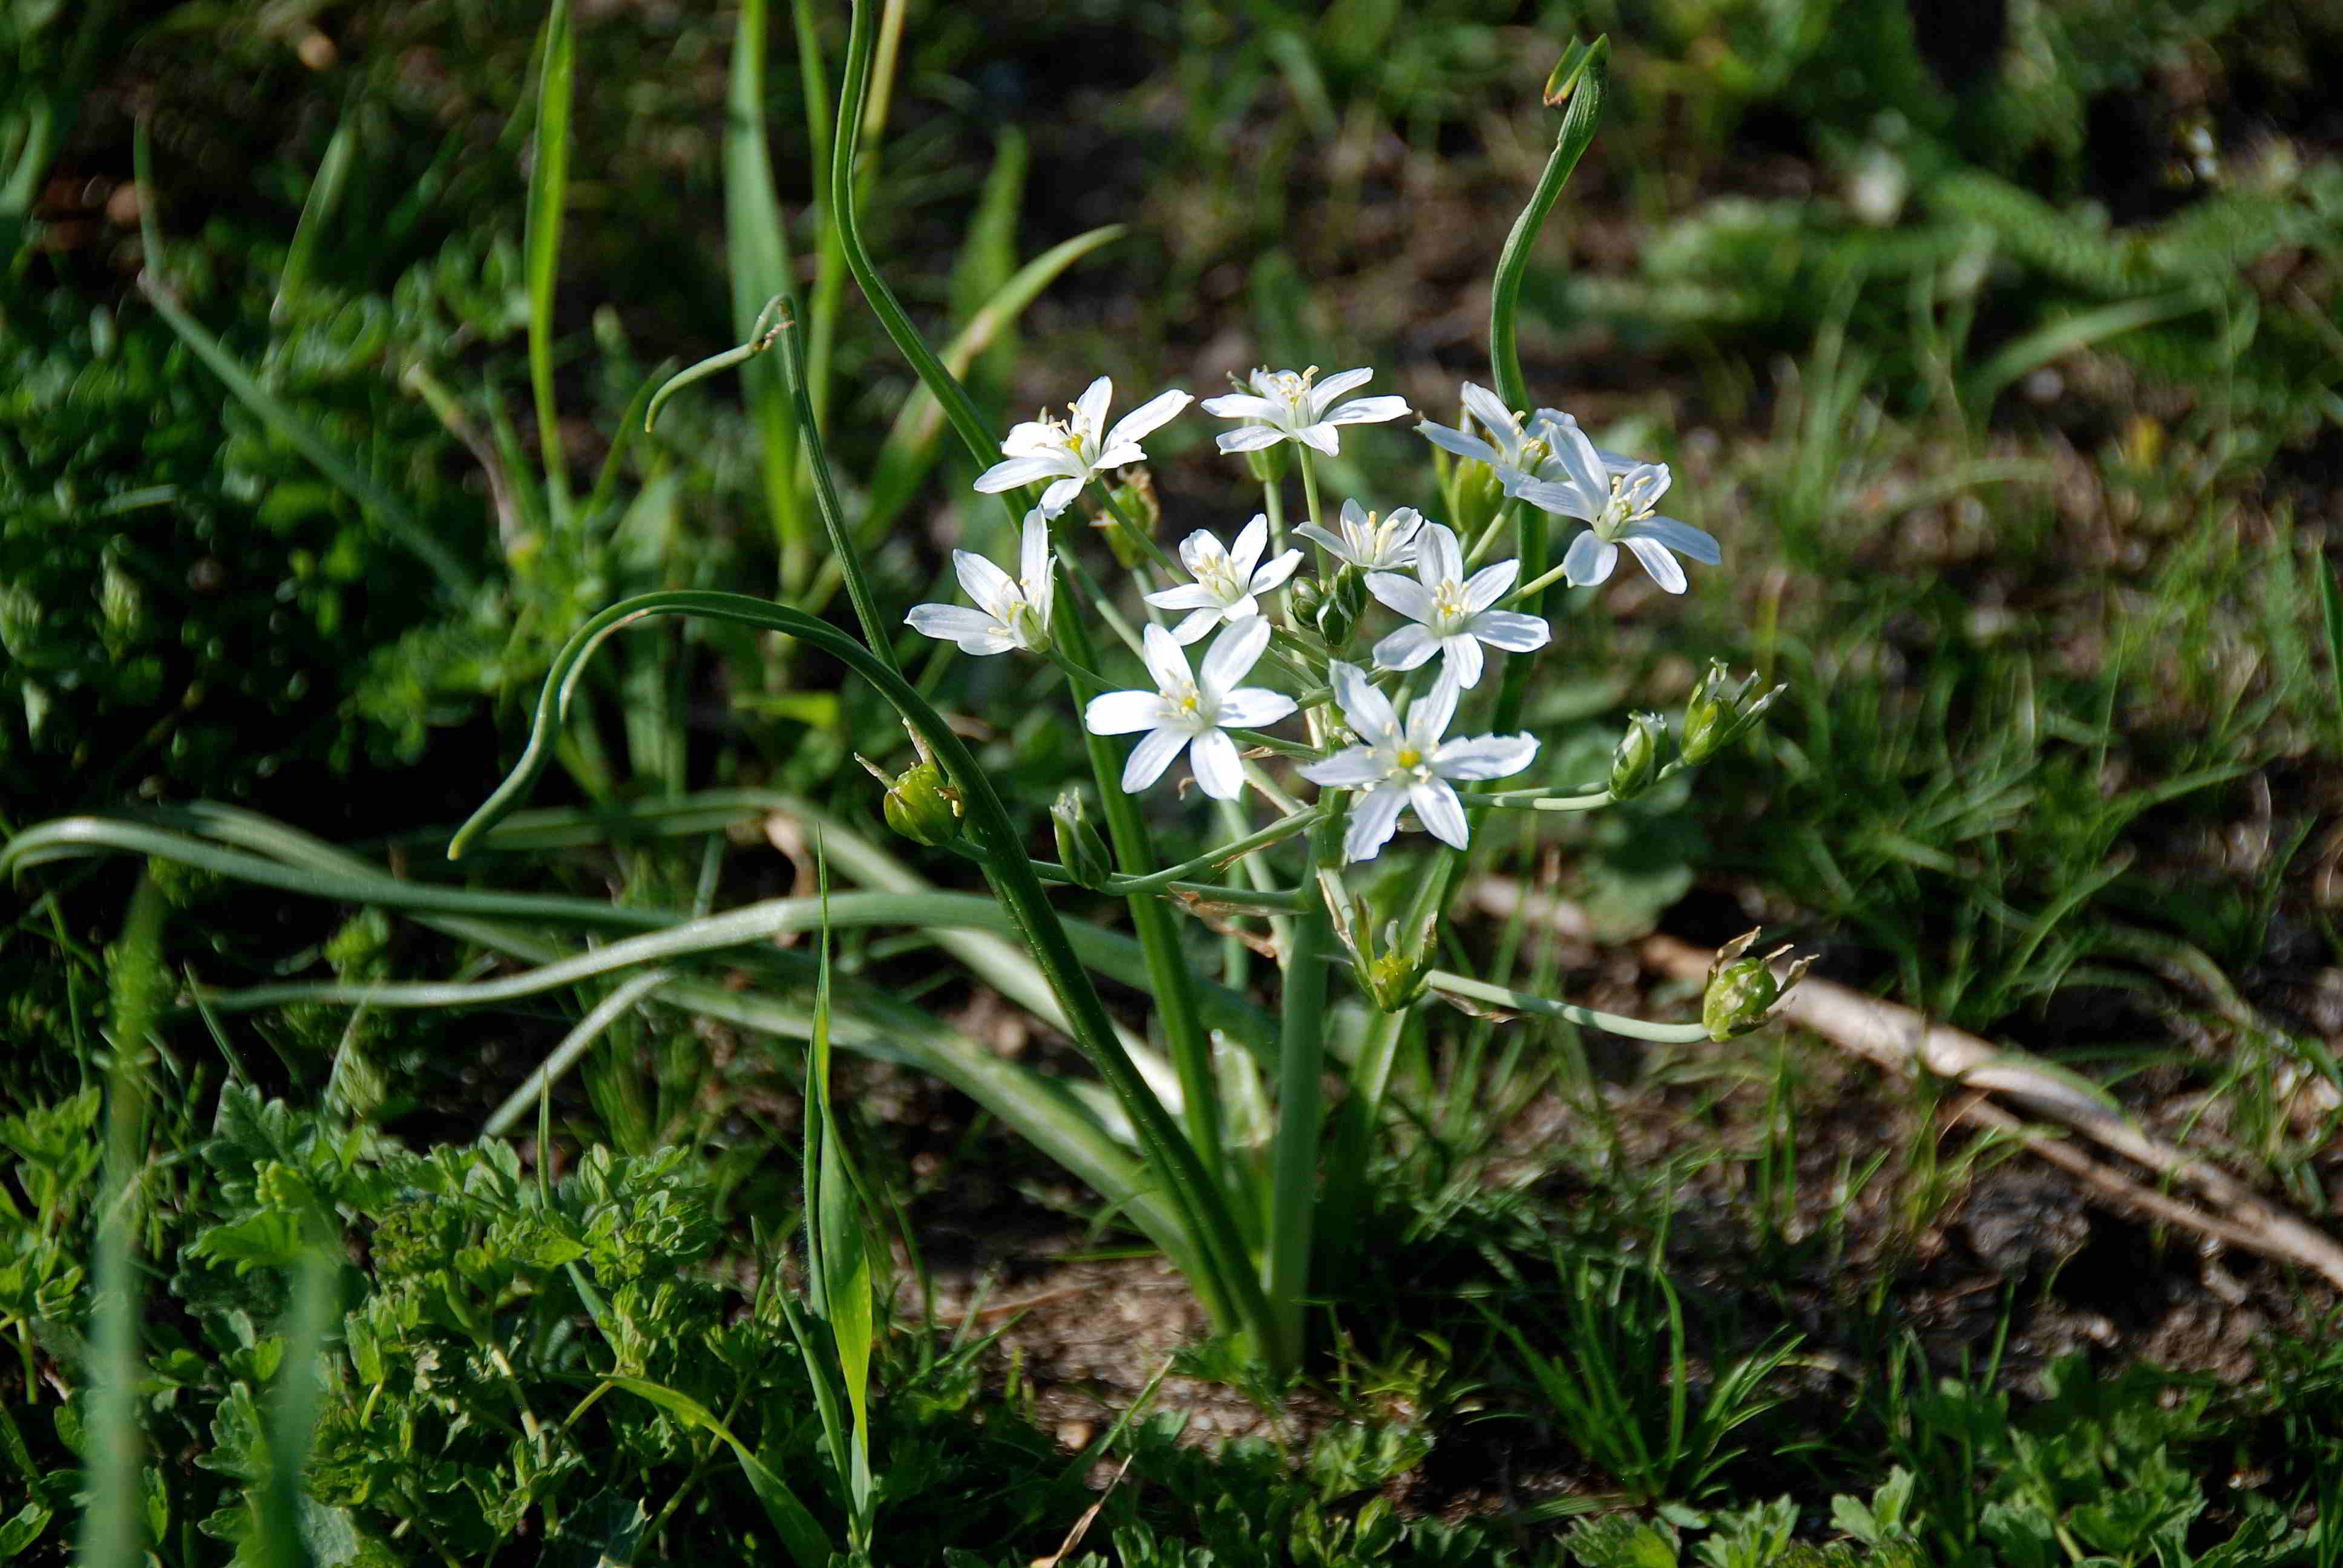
[524,0,575,522]
[2321,552,2343,744]
[272,109,355,324]
[254,1247,338,1568]
[603,1376,830,1568]
[74,878,165,1568]
[482,969,672,1138]
[1489,36,1607,415]
[809,857,877,1541]
[725,0,808,586]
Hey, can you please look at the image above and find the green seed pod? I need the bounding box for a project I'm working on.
[1609,711,1667,800]
[1702,929,1812,1041]
[882,760,962,848]
[1050,789,1113,889]
[1681,659,1786,765]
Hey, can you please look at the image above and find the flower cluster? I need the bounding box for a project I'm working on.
[906,368,1730,862]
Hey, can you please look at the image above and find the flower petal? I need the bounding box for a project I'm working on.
[1072,376,1114,439]
[1085,689,1170,734]
[1140,622,1191,692]
[1249,549,1302,594]
[1199,393,1283,420]
[1409,778,1471,849]
[1433,732,1538,780]
[1178,529,1225,578]
[1231,513,1269,577]
[1214,423,1290,452]
[1019,511,1052,590]
[1293,522,1349,560]
[1470,609,1551,653]
[1329,660,1397,739]
[1630,514,1722,564]
[1040,475,1085,516]
[1443,634,1486,689]
[1517,475,1599,520]
[1561,531,1616,586]
[1407,672,1459,743]
[1342,784,1407,863]
[906,604,1014,654]
[1188,728,1245,800]
[974,455,1066,494]
[1219,686,1298,728]
[1199,614,1272,693]
[953,547,1015,610]
[1372,622,1438,673]
[1324,394,1411,426]
[1172,609,1222,644]
[1294,422,1340,455]
[1418,523,1464,586]
[1624,534,1688,595]
[1299,744,1387,788]
[1458,383,1517,445]
[1365,571,1437,626]
[1104,387,1191,449]
[1418,420,1499,467]
[1144,584,1223,611]
[1549,419,1608,502]
[1120,725,1186,793]
[1463,558,1519,612]
[1306,367,1375,413]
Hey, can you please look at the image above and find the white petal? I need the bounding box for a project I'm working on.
[1342,785,1407,863]
[906,604,1014,654]
[1072,377,1114,439]
[1518,475,1599,520]
[1188,729,1245,800]
[1418,421,1499,467]
[1562,531,1616,586]
[1092,440,1147,471]
[1019,511,1052,590]
[1419,523,1463,586]
[1339,497,1369,529]
[1231,514,1269,578]
[1214,423,1290,452]
[953,548,1015,611]
[1039,475,1085,516]
[1000,419,1061,456]
[1631,515,1722,564]
[1199,615,1271,692]
[1294,422,1340,455]
[1365,572,1437,626]
[1200,393,1283,420]
[1178,529,1225,578]
[1410,778,1471,850]
[1407,673,1459,743]
[1457,383,1518,445]
[1305,368,1375,413]
[1324,394,1411,426]
[1144,584,1223,611]
[1372,622,1438,673]
[1443,634,1486,689]
[1299,744,1388,788]
[1550,420,1608,502]
[974,455,1065,494]
[1624,534,1688,595]
[1463,558,1519,613]
[1086,689,1170,734]
[1171,608,1222,645]
[1104,388,1191,448]
[1248,549,1302,594]
[1470,609,1551,653]
[1219,685,1297,729]
[1329,660,1397,739]
[1433,733,1538,781]
[1121,725,1186,792]
[1293,523,1351,560]
[1140,622,1191,692]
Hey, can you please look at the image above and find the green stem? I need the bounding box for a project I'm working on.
[1422,970,1708,1042]
[775,308,896,671]
[1487,37,1608,415]
[1297,448,1325,534]
[1263,807,1344,1373]
[1262,479,1286,555]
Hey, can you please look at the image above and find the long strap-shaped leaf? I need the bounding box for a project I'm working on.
[445,590,1274,1345]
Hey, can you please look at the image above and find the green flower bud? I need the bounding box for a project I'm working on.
[1243,440,1290,485]
[1325,882,1434,1013]
[1098,469,1161,570]
[1050,789,1113,890]
[1609,711,1667,800]
[876,759,961,848]
[1681,659,1786,765]
[1316,566,1366,647]
[1702,929,1812,1041]
[1447,459,1507,547]
[1286,573,1325,626]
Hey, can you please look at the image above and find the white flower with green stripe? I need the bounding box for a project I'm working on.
[1300,663,1538,863]
[1083,616,1296,800]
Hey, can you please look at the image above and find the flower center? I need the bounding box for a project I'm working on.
[1395,746,1423,769]
[1194,552,1242,601]
[1429,580,1472,633]
[1597,472,1661,540]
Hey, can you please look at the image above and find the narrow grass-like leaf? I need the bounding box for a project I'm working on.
[1964,289,2210,411]
[524,0,575,521]
[482,969,672,1138]
[809,857,876,1542]
[74,878,165,1568]
[2321,553,2343,743]
[272,109,355,324]
[254,1247,338,1568]
[603,1376,830,1568]
[726,0,808,584]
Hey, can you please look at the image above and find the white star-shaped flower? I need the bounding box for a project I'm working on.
[1083,617,1297,799]
[1199,366,1410,456]
[1417,384,1640,497]
[973,376,1191,518]
[1365,522,1549,689]
[1515,419,1720,595]
[1294,498,1426,573]
[904,509,1054,655]
[1299,663,1538,863]
[1142,514,1303,644]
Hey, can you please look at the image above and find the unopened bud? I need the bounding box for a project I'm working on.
[1324,878,1434,1013]
[1702,929,1812,1041]
[1050,789,1113,889]
[861,755,961,848]
[1097,469,1161,570]
[1681,659,1785,765]
[1610,711,1667,800]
